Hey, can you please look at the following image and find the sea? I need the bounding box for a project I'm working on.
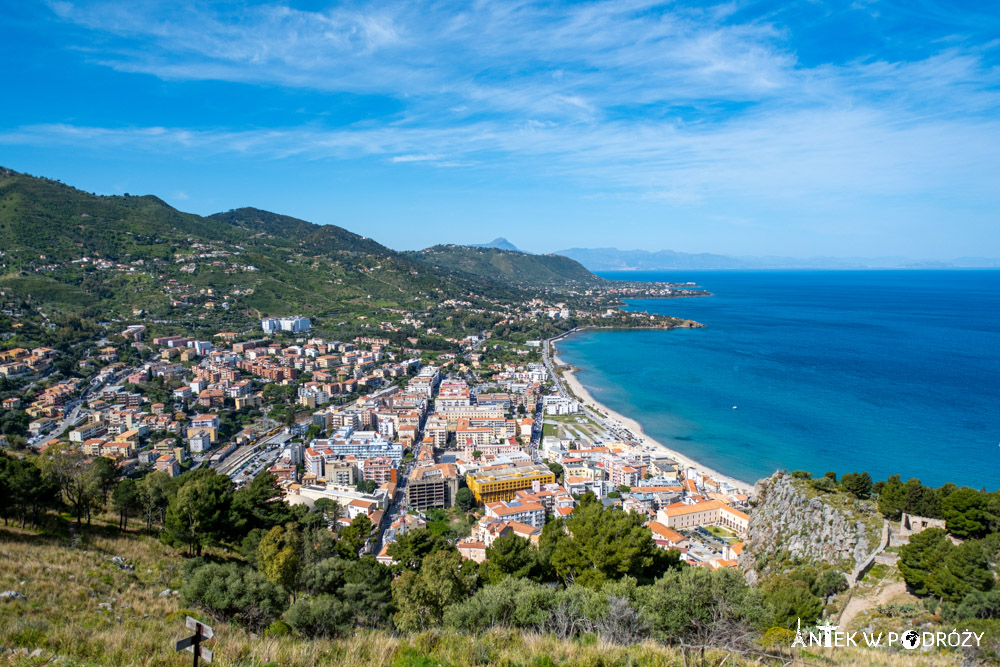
[554,270,1000,489]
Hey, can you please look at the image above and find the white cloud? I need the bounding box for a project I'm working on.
[391,154,442,163]
[17,0,997,223]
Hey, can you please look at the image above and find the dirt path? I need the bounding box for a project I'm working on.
[838,580,908,629]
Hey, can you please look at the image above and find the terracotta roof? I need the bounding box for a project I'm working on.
[647,521,687,543]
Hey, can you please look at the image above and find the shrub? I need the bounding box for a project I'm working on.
[181,562,287,633]
[284,595,352,638]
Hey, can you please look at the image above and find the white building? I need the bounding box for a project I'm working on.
[188,430,212,453]
[543,395,581,415]
[261,316,311,334]
[304,426,403,477]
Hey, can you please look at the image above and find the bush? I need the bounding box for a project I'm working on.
[810,476,837,493]
[762,578,823,629]
[638,567,771,645]
[445,577,554,634]
[263,619,293,637]
[284,595,352,638]
[181,562,288,633]
[760,626,795,648]
[953,590,1000,620]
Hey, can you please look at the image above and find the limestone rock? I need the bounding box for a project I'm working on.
[740,472,882,584]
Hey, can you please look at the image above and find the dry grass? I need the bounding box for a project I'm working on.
[0,526,969,667]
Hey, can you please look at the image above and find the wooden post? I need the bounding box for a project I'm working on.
[177,617,214,665]
[192,624,201,667]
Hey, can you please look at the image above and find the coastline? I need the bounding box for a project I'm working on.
[551,341,756,495]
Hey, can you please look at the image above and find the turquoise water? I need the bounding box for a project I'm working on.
[555,270,1000,488]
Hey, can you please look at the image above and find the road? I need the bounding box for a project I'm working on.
[34,366,131,444]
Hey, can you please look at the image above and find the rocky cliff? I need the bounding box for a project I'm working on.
[740,473,883,585]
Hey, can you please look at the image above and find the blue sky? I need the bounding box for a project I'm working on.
[1,0,998,257]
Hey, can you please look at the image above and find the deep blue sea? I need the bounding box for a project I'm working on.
[555,270,1000,489]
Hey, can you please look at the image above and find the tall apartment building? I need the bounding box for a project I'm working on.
[407,464,460,509]
[261,316,311,334]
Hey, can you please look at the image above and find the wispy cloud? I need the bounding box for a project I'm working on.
[391,154,442,163]
[8,0,998,236]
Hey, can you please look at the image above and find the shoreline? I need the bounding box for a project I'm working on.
[551,340,756,496]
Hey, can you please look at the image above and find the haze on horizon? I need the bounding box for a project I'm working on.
[1,0,998,260]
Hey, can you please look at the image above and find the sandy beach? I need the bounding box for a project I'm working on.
[551,344,756,495]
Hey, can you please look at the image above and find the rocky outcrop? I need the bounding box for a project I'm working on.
[740,472,882,585]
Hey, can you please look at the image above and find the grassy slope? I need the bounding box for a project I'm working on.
[0,526,961,667]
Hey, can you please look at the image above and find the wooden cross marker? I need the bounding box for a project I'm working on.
[176,616,214,665]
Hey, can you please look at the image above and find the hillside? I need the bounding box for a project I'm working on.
[0,169,558,323]
[408,245,602,287]
[0,527,955,667]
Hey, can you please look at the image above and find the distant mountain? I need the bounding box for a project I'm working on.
[556,248,748,270]
[407,245,602,286]
[555,247,1000,271]
[468,237,522,252]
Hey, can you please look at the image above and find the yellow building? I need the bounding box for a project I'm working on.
[466,464,556,503]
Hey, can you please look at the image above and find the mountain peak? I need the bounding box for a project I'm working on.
[469,237,521,252]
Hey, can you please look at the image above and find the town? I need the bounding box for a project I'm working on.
[2,309,750,574]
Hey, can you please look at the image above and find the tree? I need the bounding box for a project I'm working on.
[954,589,1000,620]
[336,514,372,560]
[479,534,538,584]
[0,453,57,528]
[387,528,452,570]
[942,488,992,538]
[878,475,942,520]
[878,474,906,519]
[472,450,482,460]
[550,494,680,588]
[112,478,141,531]
[840,472,873,499]
[163,469,233,556]
[355,479,377,494]
[90,456,119,505]
[810,476,837,493]
[257,524,303,599]
[313,498,340,524]
[445,576,555,634]
[392,549,478,632]
[342,555,394,629]
[299,556,351,596]
[898,528,993,602]
[455,487,476,512]
[300,524,339,567]
[547,461,564,483]
[232,472,295,533]
[138,470,174,532]
[40,442,102,526]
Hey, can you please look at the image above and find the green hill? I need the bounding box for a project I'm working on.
[408,245,603,287]
[0,168,541,321]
